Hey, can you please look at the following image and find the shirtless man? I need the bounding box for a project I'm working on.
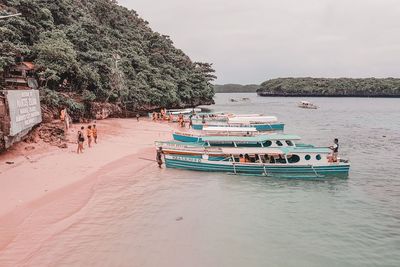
[329,138,339,162]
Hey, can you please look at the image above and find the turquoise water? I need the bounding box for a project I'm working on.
[9,94,400,266]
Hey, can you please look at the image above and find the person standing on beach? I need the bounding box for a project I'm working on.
[92,124,98,144]
[136,113,140,121]
[60,107,66,122]
[156,147,163,168]
[189,114,193,128]
[77,130,85,154]
[86,125,93,148]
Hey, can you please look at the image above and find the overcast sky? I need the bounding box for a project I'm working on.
[119,0,400,84]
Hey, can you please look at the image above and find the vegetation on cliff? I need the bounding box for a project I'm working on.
[214,84,260,93]
[0,0,216,117]
[257,78,400,97]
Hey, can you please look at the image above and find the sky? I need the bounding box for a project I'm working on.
[119,0,400,84]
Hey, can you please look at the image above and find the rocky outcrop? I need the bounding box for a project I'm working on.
[90,102,122,120]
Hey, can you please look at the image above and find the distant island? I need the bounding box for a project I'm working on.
[214,84,260,93]
[257,78,400,97]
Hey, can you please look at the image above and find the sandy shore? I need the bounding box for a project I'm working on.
[0,118,174,255]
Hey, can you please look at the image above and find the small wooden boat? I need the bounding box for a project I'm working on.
[298,101,318,109]
[156,144,350,178]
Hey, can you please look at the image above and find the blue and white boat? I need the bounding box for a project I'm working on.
[191,115,284,132]
[172,132,306,148]
[156,143,350,178]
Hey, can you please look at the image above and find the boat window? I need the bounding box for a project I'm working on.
[276,155,286,164]
[263,140,272,147]
[287,155,300,163]
[285,140,294,146]
[316,154,321,160]
[305,155,311,161]
[276,140,283,146]
[269,156,276,164]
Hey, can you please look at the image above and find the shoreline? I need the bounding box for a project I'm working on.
[0,118,174,257]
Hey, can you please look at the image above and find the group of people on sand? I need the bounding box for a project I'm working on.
[76,124,98,154]
[151,109,194,129]
[152,108,174,122]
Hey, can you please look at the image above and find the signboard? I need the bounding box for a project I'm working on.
[6,90,42,136]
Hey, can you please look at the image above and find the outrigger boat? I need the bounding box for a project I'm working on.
[172,132,309,148]
[191,116,285,131]
[156,142,350,178]
[298,101,318,109]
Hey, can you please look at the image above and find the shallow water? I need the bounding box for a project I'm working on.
[4,94,400,266]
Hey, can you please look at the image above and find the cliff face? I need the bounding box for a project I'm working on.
[257,78,400,97]
[0,0,216,117]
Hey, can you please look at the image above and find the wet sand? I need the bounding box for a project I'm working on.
[0,118,173,264]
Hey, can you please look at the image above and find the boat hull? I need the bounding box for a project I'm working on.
[164,155,349,178]
[172,133,203,142]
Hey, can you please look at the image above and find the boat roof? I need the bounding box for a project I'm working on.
[203,126,258,132]
[156,141,331,154]
[220,146,331,155]
[202,134,301,143]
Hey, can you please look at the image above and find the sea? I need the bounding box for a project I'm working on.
[8,94,400,266]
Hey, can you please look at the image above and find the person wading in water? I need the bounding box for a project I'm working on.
[156,147,163,168]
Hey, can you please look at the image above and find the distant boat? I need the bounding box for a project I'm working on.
[298,101,318,109]
[230,97,250,102]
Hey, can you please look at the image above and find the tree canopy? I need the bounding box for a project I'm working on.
[0,0,216,115]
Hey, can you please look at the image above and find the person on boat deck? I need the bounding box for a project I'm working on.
[244,154,251,163]
[277,155,286,163]
[156,147,163,168]
[270,156,276,164]
[329,138,339,162]
[264,154,269,163]
[239,154,245,163]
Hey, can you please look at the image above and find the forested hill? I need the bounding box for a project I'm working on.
[214,84,260,93]
[0,0,216,118]
[257,78,400,97]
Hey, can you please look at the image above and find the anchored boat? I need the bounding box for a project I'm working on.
[172,132,308,148]
[298,101,318,109]
[157,143,350,178]
[191,115,284,131]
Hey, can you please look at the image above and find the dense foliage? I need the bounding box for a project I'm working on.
[214,84,260,93]
[0,0,216,114]
[257,78,400,97]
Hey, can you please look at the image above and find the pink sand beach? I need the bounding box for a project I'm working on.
[0,118,174,265]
